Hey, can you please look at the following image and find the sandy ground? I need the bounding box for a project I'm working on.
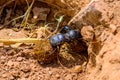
[0,0,120,80]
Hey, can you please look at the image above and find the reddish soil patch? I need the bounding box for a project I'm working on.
[0,0,120,80]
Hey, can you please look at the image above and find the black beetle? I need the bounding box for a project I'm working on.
[60,26,72,33]
[50,26,82,47]
[50,33,66,47]
[64,30,81,42]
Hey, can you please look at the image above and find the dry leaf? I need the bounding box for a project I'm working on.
[32,7,50,21]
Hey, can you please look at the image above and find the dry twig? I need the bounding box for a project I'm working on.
[0,38,43,45]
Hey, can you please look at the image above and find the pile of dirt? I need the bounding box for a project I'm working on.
[72,0,120,80]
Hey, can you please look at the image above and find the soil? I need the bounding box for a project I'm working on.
[0,0,120,80]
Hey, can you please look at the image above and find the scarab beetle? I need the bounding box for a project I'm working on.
[50,26,82,47]
[60,25,72,33]
[50,33,66,47]
[64,30,81,41]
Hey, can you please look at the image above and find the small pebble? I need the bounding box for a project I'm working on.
[64,74,72,80]
[2,73,9,78]
[56,74,60,79]
[72,65,83,73]
[17,57,23,62]
[7,60,14,67]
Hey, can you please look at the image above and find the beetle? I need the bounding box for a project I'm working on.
[64,30,81,42]
[50,33,66,47]
[50,26,82,47]
[60,25,72,33]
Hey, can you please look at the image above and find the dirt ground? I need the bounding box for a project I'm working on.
[0,0,120,80]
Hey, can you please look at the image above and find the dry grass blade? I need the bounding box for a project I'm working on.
[21,0,35,28]
[3,0,35,30]
[0,38,43,45]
